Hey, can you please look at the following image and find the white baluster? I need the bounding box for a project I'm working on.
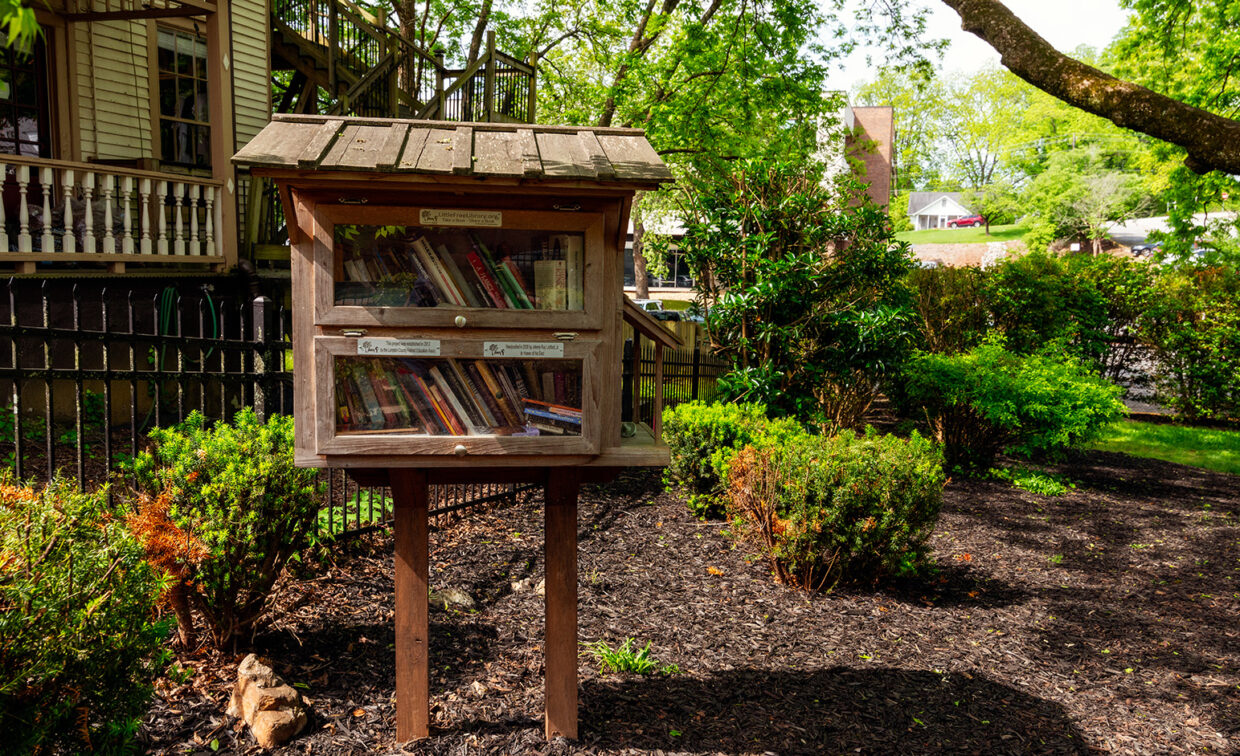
[139,178,152,255]
[62,170,76,253]
[156,180,168,255]
[121,176,134,254]
[16,165,31,252]
[40,167,53,253]
[188,184,200,255]
[82,172,95,253]
[173,182,185,255]
[0,162,8,252]
[102,174,115,254]
[204,185,216,257]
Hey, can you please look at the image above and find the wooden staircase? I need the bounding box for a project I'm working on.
[270,0,537,123]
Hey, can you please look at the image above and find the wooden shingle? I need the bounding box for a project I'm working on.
[233,114,672,187]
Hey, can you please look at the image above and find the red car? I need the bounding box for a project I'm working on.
[947,215,985,228]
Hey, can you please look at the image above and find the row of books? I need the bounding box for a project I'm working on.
[336,228,584,311]
[335,357,583,437]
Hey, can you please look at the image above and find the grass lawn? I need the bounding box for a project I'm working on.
[896,223,1028,245]
[1088,420,1240,476]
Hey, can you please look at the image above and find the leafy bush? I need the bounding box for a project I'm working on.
[125,409,323,648]
[725,429,945,589]
[0,476,171,753]
[985,249,1110,365]
[679,159,915,430]
[662,401,803,519]
[903,338,1128,469]
[906,265,989,355]
[1138,265,1240,422]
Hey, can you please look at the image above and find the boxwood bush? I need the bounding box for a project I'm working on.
[725,429,945,588]
[126,409,323,648]
[0,477,171,753]
[903,337,1127,470]
[662,401,803,518]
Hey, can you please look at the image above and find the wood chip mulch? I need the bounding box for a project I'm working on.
[141,449,1240,755]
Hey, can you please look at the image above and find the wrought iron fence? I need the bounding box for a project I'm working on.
[0,278,532,537]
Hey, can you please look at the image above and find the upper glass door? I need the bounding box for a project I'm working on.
[314,204,606,330]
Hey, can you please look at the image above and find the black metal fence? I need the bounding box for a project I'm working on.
[0,279,723,537]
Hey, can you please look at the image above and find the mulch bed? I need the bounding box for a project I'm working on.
[142,450,1240,755]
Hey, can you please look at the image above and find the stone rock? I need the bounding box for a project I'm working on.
[226,654,309,749]
[429,586,476,611]
[535,578,545,597]
[510,578,533,593]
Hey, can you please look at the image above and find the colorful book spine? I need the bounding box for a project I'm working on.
[412,236,467,306]
[473,360,522,426]
[465,251,511,308]
[436,243,484,308]
[468,231,526,309]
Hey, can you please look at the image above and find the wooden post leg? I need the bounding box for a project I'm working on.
[544,468,580,740]
[391,469,429,742]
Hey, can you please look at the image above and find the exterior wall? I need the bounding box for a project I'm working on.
[74,19,152,162]
[232,0,271,149]
[845,106,894,208]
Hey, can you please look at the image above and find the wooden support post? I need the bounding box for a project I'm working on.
[484,30,496,122]
[544,468,580,740]
[391,468,430,742]
[630,333,642,423]
[653,343,664,437]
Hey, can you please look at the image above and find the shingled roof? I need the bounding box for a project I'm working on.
[233,115,674,185]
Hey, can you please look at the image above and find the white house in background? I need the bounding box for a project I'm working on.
[908,192,974,230]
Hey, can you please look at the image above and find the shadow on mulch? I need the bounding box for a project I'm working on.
[584,667,1084,754]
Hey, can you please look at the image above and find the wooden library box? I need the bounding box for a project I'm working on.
[235,114,678,470]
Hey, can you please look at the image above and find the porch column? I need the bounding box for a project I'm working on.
[206,1,237,270]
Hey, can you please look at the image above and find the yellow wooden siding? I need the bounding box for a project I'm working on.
[75,20,153,161]
[232,0,271,149]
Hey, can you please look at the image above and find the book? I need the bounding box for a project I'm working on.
[540,371,555,403]
[428,365,482,434]
[523,406,582,433]
[350,367,387,429]
[523,397,582,417]
[551,234,585,311]
[411,372,462,436]
[412,236,466,306]
[465,250,511,308]
[464,361,510,428]
[468,231,528,309]
[533,259,567,310]
[502,258,534,304]
[449,359,499,428]
[519,362,543,401]
[473,360,522,426]
[436,243,484,308]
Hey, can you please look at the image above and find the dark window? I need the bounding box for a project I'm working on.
[0,31,52,158]
[157,27,210,167]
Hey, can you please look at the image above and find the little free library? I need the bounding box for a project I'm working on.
[233,114,678,742]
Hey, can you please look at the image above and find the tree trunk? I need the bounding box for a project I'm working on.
[168,581,196,648]
[633,219,650,299]
[941,0,1240,175]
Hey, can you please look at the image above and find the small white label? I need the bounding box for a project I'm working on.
[419,208,503,227]
[483,341,564,359]
[356,338,441,357]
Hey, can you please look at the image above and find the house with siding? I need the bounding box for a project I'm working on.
[907,192,974,230]
[1,0,534,275]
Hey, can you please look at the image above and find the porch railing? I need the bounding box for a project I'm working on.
[0,155,226,272]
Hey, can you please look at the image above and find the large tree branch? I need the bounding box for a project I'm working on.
[941,0,1240,175]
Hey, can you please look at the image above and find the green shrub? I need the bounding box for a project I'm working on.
[985,249,1110,366]
[662,401,803,519]
[903,337,1128,470]
[125,409,323,648]
[906,265,989,355]
[0,476,171,753]
[1139,265,1240,422]
[725,429,945,588]
[989,465,1073,496]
